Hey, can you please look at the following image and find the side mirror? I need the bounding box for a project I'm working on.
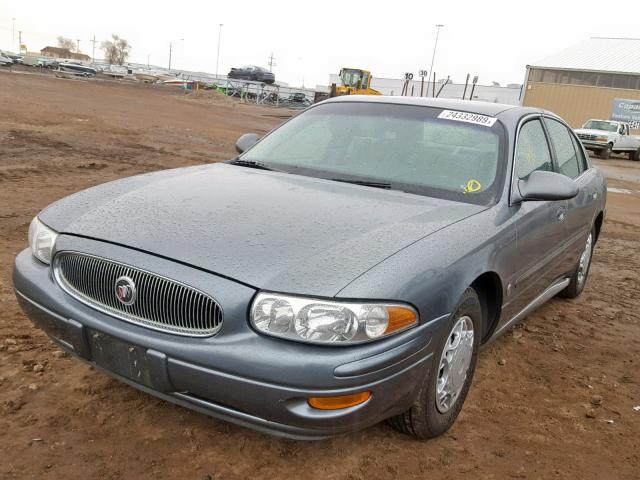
[514,170,578,203]
[235,133,260,154]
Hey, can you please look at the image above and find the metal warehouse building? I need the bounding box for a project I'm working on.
[522,37,640,132]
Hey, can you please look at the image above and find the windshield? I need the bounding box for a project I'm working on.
[583,120,618,132]
[240,102,506,205]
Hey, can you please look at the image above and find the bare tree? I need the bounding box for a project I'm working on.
[101,34,131,65]
[57,36,76,52]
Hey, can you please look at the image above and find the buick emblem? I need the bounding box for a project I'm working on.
[114,276,136,306]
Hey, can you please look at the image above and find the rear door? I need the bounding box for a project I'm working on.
[510,117,569,311]
[544,117,598,270]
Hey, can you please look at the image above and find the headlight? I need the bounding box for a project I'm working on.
[250,292,418,345]
[28,217,58,264]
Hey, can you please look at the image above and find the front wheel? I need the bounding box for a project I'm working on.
[560,227,595,299]
[388,288,481,439]
[600,143,612,159]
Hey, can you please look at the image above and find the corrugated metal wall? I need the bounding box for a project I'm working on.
[522,81,640,132]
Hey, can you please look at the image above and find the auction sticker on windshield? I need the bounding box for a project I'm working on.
[438,110,497,127]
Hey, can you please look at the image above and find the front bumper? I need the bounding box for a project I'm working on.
[13,238,444,439]
[579,140,608,150]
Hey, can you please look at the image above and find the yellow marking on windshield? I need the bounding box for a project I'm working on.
[464,179,482,194]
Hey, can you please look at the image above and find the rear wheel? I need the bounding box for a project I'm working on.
[632,148,640,161]
[388,288,481,439]
[560,226,595,299]
[600,143,612,159]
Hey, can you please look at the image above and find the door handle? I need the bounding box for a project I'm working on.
[556,208,566,222]
[592,191,598,200]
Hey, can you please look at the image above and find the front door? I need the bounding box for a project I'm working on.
[508,117,569,314]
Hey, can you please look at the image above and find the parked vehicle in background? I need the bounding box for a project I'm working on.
[227,65,275,84]
[3,52,22,64]
[282,92,312,107]
[57,62,97,77]
[43,59,60,69]
[575,119,640,160]
[0,53,14,66]
[21,55,48,67]
[14,97,605,440]
[102,64,127,78]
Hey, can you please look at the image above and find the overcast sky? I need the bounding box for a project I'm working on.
[1,0,639,87]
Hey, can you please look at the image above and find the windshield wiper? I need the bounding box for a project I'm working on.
[228,159,281,171]
[331,178,392,189]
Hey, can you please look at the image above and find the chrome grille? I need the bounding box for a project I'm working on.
[578,133,597,141]
[53,252,223,337]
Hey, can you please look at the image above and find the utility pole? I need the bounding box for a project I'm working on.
[268,52,276,72]
[76,39,81,53]
[12,18,15,50]
[168,42,173,70]
[428,24,444,97]
[147,54,150,68]
[18,31,22,54]
[91,35,97,62]
[215,24,223,78]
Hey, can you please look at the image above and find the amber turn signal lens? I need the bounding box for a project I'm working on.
[385,306,418,334]
[308,391,372,410]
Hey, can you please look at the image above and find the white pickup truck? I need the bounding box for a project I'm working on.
[574,119,640,161]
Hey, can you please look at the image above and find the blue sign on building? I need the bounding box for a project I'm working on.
[610,98,640,130]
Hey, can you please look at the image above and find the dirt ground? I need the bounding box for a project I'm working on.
[1,68,639,480]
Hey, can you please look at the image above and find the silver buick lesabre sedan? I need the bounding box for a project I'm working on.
[14,97,606,439]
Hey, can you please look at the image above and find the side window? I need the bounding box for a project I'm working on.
[515,119,553,179]
[545,118,581,179]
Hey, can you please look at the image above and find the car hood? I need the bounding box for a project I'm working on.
[41,164,485,296]
[575,128,613,136]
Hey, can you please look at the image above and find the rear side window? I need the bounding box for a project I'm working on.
[515,119,553,179]
[570,134,589,171]
[545,118,582,179]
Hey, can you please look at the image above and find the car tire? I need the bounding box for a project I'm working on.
[600,144,612,159]
[388,287,481,439]
[632,148,640,162]
[560,226,595,299]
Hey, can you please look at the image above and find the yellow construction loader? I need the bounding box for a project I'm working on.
[332,68,381,96]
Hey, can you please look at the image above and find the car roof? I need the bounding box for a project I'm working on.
[323,95,542,119]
